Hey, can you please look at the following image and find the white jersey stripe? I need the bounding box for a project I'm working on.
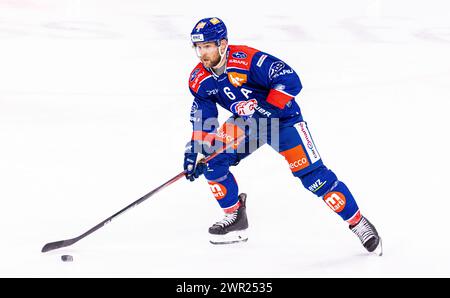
[257,54,267,67]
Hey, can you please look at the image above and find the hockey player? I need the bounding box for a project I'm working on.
[183,17,382,255]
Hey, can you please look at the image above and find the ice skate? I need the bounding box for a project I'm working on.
[350,216,383,256]
[209,193,248,245]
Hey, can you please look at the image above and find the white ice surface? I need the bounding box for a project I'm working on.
[1,0,450,277]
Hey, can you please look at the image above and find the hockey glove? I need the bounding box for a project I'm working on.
[183,140,210,182]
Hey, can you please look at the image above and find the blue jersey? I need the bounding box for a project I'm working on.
[188,45,303,141]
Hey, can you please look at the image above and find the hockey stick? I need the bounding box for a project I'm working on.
[41,135,245,253]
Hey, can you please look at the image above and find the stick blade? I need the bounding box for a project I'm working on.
[41,239,77,253]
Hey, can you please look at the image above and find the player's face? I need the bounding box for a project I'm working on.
[195,41,221,68]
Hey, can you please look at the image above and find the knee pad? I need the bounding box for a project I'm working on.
[299,165,337,197]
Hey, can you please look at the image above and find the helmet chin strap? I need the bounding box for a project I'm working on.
[211,42,228,71]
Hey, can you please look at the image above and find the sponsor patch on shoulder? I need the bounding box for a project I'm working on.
[268,61,286,79]
[190,68,200,82]
[189,66,210,93]
[232,51,248,59]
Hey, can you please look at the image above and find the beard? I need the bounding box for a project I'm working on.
[202,55,221,68]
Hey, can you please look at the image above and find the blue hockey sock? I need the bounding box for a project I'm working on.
[322,181,361,225]
[207,172,239,213]
[300,166,361,225]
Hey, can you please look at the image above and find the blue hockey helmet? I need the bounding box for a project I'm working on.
[190,17,227,45]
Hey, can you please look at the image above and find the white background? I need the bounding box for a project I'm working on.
[1,0,449,277]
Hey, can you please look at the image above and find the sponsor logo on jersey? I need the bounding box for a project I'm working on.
[324,192,346,213]
[227,45,258,70]
[191,101,199,114]
[280,145,310,172]
[289,157,308,170]
[190,68,200,82]
[216,130,235,145]
[191,70,204,90]
[254,105,272,117]
[206,88,218,95]
[208,181,227,200]
[308,179,327,193]
[268,61,286,79]
[232,51,248,59]
[230,99,257,117]
[271,68,294,79]
[228,59,249,67]
[296,122,321,163]
[215,122,245,145]
[228,72,247,87]
[190,67,210,93]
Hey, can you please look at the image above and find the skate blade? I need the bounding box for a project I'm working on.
[209,230,248,245]
[372,237,383,256]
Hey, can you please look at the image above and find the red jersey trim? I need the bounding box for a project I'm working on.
[227,45,259,71]
[189,63,211,93]
[266,89,294,109]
